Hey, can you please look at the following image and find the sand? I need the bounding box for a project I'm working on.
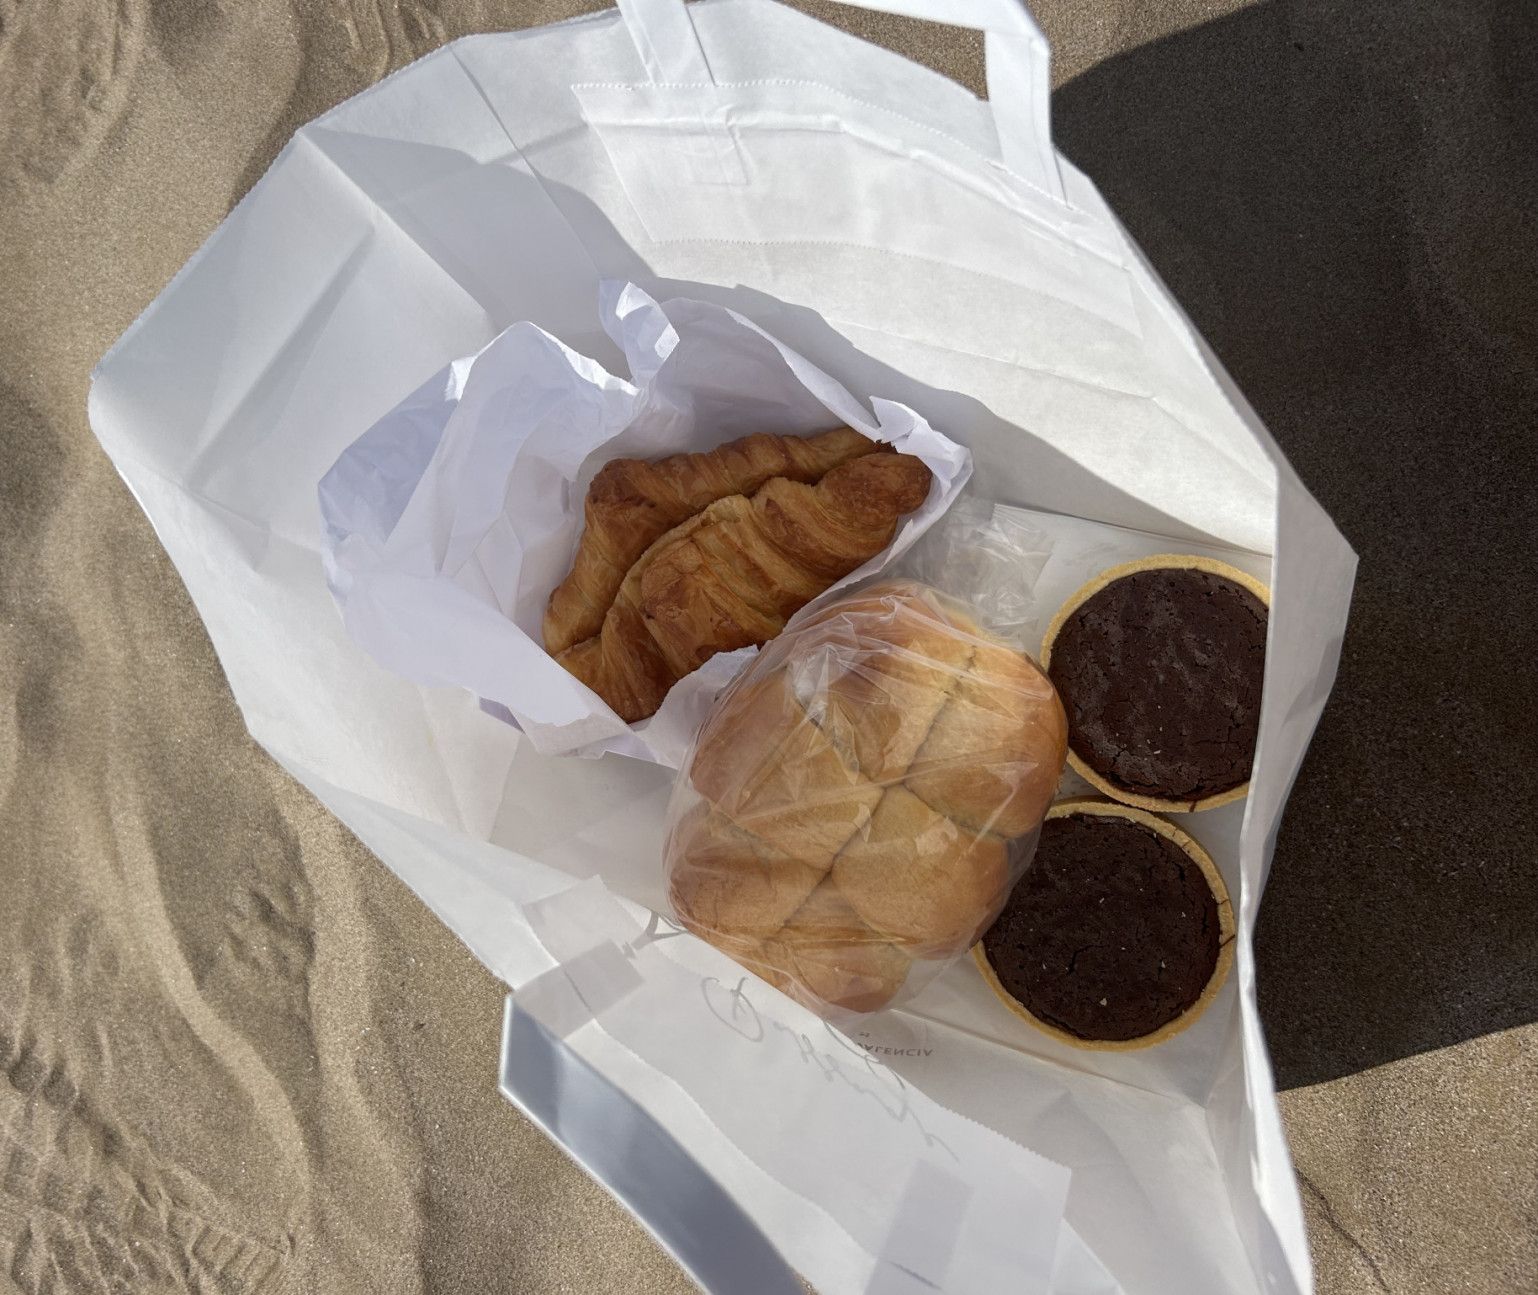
[1,1,1533,1293]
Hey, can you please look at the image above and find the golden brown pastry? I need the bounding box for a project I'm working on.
[766,881,911,1013]
[687,884,909,1014]
[690,672,883,862]
[906,635,1068,837]
[666,581,1068,1015]
[543,427,878,655]
[832,787,1009,957]
[725,941,798,997]
[795,583,975,782]
[557,452,932,721]
[668,803,826,944]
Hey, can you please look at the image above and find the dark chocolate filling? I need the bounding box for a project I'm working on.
[1048,566,1266,802]
[983,813,1221,1042]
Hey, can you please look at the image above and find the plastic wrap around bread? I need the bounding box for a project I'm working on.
[664,580,1069,1017]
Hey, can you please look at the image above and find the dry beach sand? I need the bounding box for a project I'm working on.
[2,1,1534,1293]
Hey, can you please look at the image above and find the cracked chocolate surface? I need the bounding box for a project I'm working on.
[1048,566,1267,802]
[983,813,1221,1041]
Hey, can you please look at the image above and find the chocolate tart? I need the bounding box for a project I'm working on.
[973,799,1235,1050]
[1041,554,1270,813]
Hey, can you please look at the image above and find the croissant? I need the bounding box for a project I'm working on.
[556,452,933,721]
[543,427,878,655]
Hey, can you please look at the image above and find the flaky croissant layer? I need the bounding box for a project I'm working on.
[543,427,879,656]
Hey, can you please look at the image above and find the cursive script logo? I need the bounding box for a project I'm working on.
[698,977,956,1162]
[699,975,765,1043]
[632,910,690,953]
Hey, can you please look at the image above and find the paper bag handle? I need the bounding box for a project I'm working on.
[614,0,1065,203]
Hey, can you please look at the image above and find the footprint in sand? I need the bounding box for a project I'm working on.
[1,1030,289,1293]
[0,0,148,187]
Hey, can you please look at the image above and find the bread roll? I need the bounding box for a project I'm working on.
[795,583,974,782]
[833,787,1009,957]
[906,637,1068,838]
[768,880,911,1013]
[668,804,825,942]
[690,672,880,863]
[666,581,1067,1015]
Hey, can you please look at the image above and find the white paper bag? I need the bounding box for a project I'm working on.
[89,0,1356,1291]
[318,281,969,766]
